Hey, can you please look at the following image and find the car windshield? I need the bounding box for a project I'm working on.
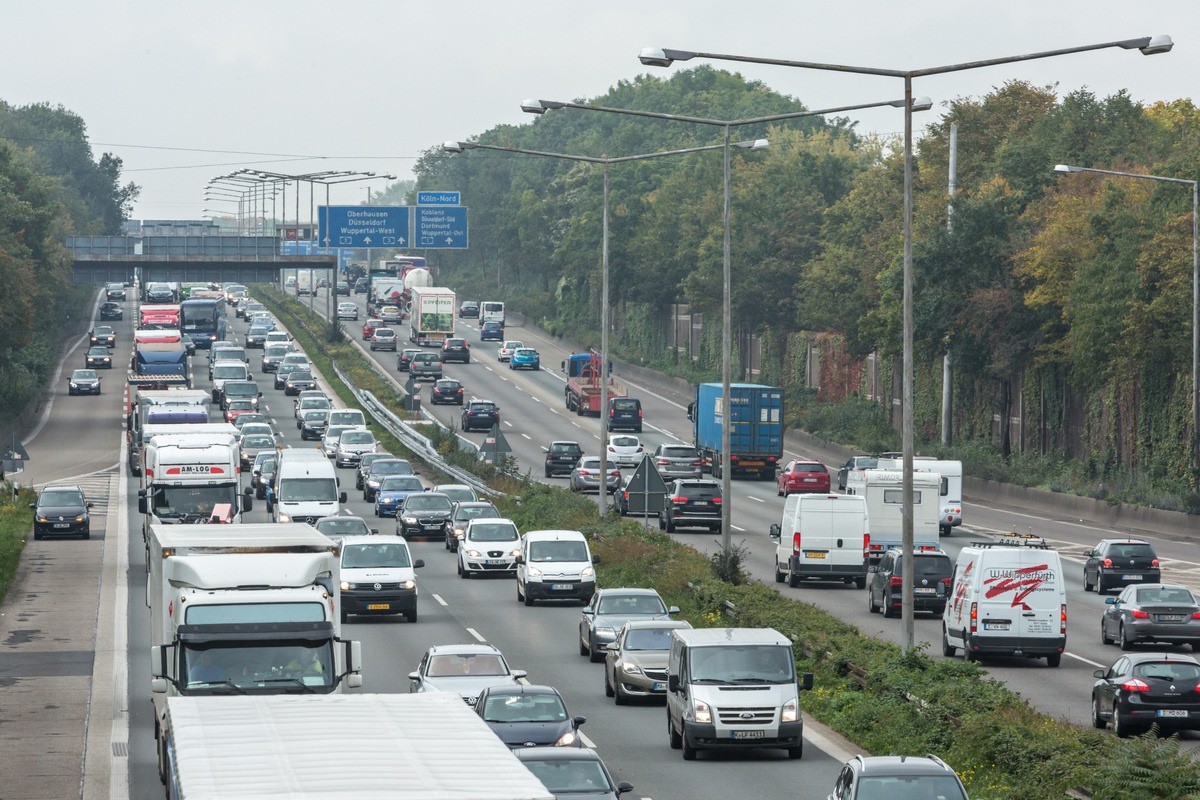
[468,522,518,542]
[329,413,363,425]
[239,425,273,438]
[303,411,328,422]
[341,431,373,445]
[855,776,967,799]
[342,543,412,569]
[688,645,795,684]
[315,519,369,537]
[234,416,266,428]
[225,383,258,397]
[277,478,337,502]
[325,426,354,441]
[891,555,952,578]
[41,489,84,507]
[1136,587,1197,604]
[529,540,588,563]
[521,759,612,794]
[482,693,567,723]
[380,477,423,492]
[458,504,499,520]
[94,327,113,336]
[404,496,452,513]
[515,349,536,356]
[88,347,109,355]
[792,463,824,473]
[625,628,677,651]
[438,487,476,502]
[426,654,507,677]
[242,435,275,449]
[598,595,666,616]
[213,366,246,379]
[73,370,98,379]
[371,462,412,477]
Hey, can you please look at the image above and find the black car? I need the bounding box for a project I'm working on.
[362,458,416,502]
[836,455,878,491]
[283,370,318,396]
[430,379,465,405]
[85,346,113,369]
[89,326,116,347]
[867,547,953,617]
[830,755,968,800]
[397,348,421,372]
[659,479,721,532]
[461,400,500,432]
[441,337,471,363]
[474,684,586,749]
[99,302,123,321]
[335,281,351,296]
[396,492,455,539]
[105,282,126,301]
[1084,539,1161,594]
[545,441,584,478]
[31,485,93,540]
[1092,652,1200,738]
[354,278,369,294]
[459,300,480,318]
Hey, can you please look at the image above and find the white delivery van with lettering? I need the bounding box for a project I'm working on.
[941,534,1066,667]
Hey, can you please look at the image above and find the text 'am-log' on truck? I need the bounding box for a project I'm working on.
[561,350,625,416]
[687,382,783,479]
[146,523,363,786]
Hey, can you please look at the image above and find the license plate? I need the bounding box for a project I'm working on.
[804,551,826,559]
[803,477,817,482]
[551,583,573,591]
[984,622,1010,631]
[485,559,507,566]
[652,682,665,692]
[367,603,390,611]
[914,587,936,594]
[1159,614,1186,622]
[732,730,764,740]
[1158,709,1188,718]
[1123,575,1144,581]
[693,501,707,506]
[422,523,440,529]
[52,523,71,529]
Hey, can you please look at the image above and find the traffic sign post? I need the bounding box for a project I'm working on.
[415,206,468,249]
[624,457,667,526]
[318,206,410,248]
[479,425,512,466]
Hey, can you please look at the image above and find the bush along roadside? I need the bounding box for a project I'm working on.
[255,286,1200,800]
[0,485,37,604]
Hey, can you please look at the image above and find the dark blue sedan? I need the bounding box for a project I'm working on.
[480,321,504,341]
[374,475,426,518]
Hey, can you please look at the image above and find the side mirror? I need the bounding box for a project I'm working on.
[668,675,680,693]
[582,609,594,616]
[514,554,524,564]
[572,715,587,728]
[512,669,528,680]
[242,496,253,513]
[413,559,425,569]
[86,501,95,509]
[243,487,253,496]
[868,565,878,573]
[799,671,814,691]
[138,497,148,514]
[606,642,619,651]
[28,502,35,509]
[616,782,635,796]
[370,528,379,535]
[668,605,680,615]
[1105,597,1117,605]
[769,524,780,539]
[1093,669,1106,679]
[408,671,420,681]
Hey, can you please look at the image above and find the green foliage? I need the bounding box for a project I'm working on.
[0,484,36,604]
[1088,727,1200,800]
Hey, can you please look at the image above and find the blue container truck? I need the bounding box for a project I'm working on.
[687,383,784,480]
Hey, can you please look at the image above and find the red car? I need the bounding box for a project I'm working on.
[224,399,258,423]
[362,318,385,340]
[776,460,830,497]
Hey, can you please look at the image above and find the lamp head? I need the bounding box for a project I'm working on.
[1118,35,1173,55]
[521,99,547,115]
[638,47,695,67]
[442,141,466,154]
[1053,164,1081,174]
[887,96,933,112]
[732,138,769,151]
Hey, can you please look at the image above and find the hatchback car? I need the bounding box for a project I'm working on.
[274,361,309,391]
[249,452,278,499]
[1085,539,1161,594]
[545,441,585,478]
[650,444,702,480]
[515,749,632,800]
[509,348,541,371]
[777,460,831,496]
[99,302,123,321]
[238,433,278,470]
[604,619,694,704]
[606,435,643,469]
[294,395,332,420]
[379,305,404,325]
[283,370,318,396]
[314,515,375,538]
[480,321,504,341]
[433,484,478,504]
[430,378,465,405]
[31,485,93,540]
[461,399,500,432]
[338,534,423,624]
[579,588,677,662]
[260,344,292,373]
[221,380,261,411]
[244,324,272,349]
[408,643,526,704]
[105,282,126,300]
[224,398,257,423]
[1102,584,1200,650]
[397,492,455,539]
[458,518,521,577]
[443,501,502,551]
[362,318,386,340]
[828,754,968,800]
[374,475,426,518]
[397,348,421,372]
[459,300,480,318]
[659,479,721,532]
[569,457,621,494]
[336,302,359,321]
[84,346,113,369]
[497,340,523,361]
[1092,653,1200,738]
[335,429,377,468]
[361,458,415,502]
[354,278,369,294]
[298,409,330,441]
[474,684,586,749]
[867,547,953,617]
[355,452,397,489]
[370,327,398,351]
[68,369,102,395]
[89,326,116,347]
[441,337,470,363]
[836,455,878,491]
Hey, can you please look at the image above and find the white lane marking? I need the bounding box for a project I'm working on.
[732,525,746,532]
[503,420,513,427]
[466,627,487,643]
[533,397,542,404]
[432,594,448,607]
[1065,651,1107,669]
[521,434,531,440]
[747,496,764,503]
[579,731,597,749]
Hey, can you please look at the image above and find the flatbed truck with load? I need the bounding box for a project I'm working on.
[687,382,783,479]
[562,350,625,416]
[147,523,363,785]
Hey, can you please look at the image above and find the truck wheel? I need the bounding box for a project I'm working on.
[774,559,786,583]
[939,523,951,537]
[787,741,803,759]
[406,608,418,623]
[941,626,956,657]
[1046,653,1062,667]
[681,734,698,761]
[787,566,800,589]
[854,575,866,589]
[668,715,682,749]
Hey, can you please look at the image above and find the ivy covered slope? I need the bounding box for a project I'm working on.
[0,101,139,421]
[414,68,1200,508]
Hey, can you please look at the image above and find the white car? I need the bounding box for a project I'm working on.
[335,429,378,468]
[457,518,521,578]
[408,643,526,704]
[321,424,361,459]
[337,302,359,321]
[337,534,422,623]
[370,328,398,351]
[498,340,524,362]
[264,331,292,348]
[606,434,644,468]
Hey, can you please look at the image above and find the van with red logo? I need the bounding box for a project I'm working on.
[941,534,1067,667]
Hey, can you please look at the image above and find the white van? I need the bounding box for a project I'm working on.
[769,494,868,588]
[844,469,941,564]
[337,534,423,624]
[666,627,813,761]
[941,534,1067,667]
[327,409,368,430]
[480,300,505,328]
[877,456,963,535]
[515,530,598,606]
[269,449,348,525]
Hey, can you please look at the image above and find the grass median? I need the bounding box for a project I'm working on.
[0,486,35,604]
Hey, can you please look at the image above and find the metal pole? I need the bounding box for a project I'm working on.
[327,183,333,327]
[721,123,733,561]
[901,79,916,653]
[942,123,957,447]
[599,162,611,516]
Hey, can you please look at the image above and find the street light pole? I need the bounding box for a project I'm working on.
[1054,163,1200,487]
[639,34,1173,653]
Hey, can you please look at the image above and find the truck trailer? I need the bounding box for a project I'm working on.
[408,285,455,346]
[687,382,783,479]
[126,389,212,475]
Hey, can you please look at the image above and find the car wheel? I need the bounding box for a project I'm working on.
[787,742,803,760]
[407,608,418,623]
[774,558,786,584]
[681,733,697,761]
[664,514,675,533]
[1092,697,1107,729]
[668,715,682,750]
[777,485,784,497]
[81,529,90,540]
[523,588,535,607]
[33,529,42,541]
[941,626,956,657]
[604,670,615,699]
[658,513,665,530]
[883,599,897,619]
[516,581,524,603]
[1083,569,1094,592]
[965,647,979,663]
[1119,623,1135,651]
[589,638,605,664]
[1114,710,1136,739]
[457,559,467,578]
[1046,653,1061,667]
[787,564,800,589]
[868,588,880,614]
[1101,619,1114,645]
[1097,572,1108,594]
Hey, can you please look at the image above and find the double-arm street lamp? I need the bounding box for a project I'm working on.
[523,96,930,563]
[1054,163,1199,484]
[443,137,768,515]
[638,35,1173,652]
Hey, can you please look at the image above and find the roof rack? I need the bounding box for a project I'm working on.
[972,532,1049,550]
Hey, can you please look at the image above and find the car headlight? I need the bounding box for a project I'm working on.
[526,566,542,578]
[340,581,355,591]
[781,697,799,723]
[379,498,394,504]
[465,549,482,558]
[621,662,644,676]
[510,548,521,557]
[36,515,48,523]
[402,580,415,590]
[367,479,380,488]
[596,626,616,640]
[692,699,712,724]
[278,513,291,522]
[555,729,579,747]
[70,383,79,388]
[402,516,418,525]
[581,566,595,580]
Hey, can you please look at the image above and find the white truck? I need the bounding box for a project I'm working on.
[481,300,506,328]
[126,389,211,476]
[877,456,964,535]
[138,435,251,542]
[147,523,363,785]
[163,693,555,800]
[408,285,456,346]
[844,468,942,565]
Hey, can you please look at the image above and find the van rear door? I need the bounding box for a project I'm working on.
[978,549,1063,648]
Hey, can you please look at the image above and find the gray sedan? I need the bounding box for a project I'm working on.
[579,588,678,662]
[650,444,702,480]
[1102,583,1200,650]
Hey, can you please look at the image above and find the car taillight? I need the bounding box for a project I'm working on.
[1102,558,1113,567]
[792,532,801,556]
[691,460,703,466]
[890,576,903,588]
[578,470,592,477]
[1192,612,1200,620]
[862,534,870,559]
[1151,558,1160,567]
[1131,609,1150,619]
[1121,679,1150,692]
[941,577,952,591]
[712,497,721,504]
[969,602,978,634]
[636,446,643,452]
[656,459,670,466]
[671,496,687,504]
[1061,603,1068,635]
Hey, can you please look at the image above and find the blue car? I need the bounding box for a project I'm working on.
[480,321,504,341]
[374,475,426,518]
[509,348,540,371]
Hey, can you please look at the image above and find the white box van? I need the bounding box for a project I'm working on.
[269,449,348,525]
[480,301,505,328]
[769,494,868,588]
[515,530,598,606]
[666,627,813,761]
[877,456,963,535]
[844,469,941,563]
[941,535,1067,667]
[327,409,368,429]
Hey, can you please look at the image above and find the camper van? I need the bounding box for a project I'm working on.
[876,456,963,535]
[844,469,941,564]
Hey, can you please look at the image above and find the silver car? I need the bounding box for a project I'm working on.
[604,619,694,703]
[579,588,678,662]
[1102,584,1200,649]
[651,444,702,480]
[408,644,527,705]
[569,457,621,494]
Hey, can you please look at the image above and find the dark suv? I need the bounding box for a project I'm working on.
[830,755,968,800]
[659,479,721,533]
[461,400,500,432]
[32,485,93,540]
[1085,539,1161,594]
[409,352,443,381]
[867,547,953,617]
[396,492,455,539]
[441,338,471,363]
[545,441,584,477]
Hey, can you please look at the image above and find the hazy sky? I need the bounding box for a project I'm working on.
[5,2,1195,222]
